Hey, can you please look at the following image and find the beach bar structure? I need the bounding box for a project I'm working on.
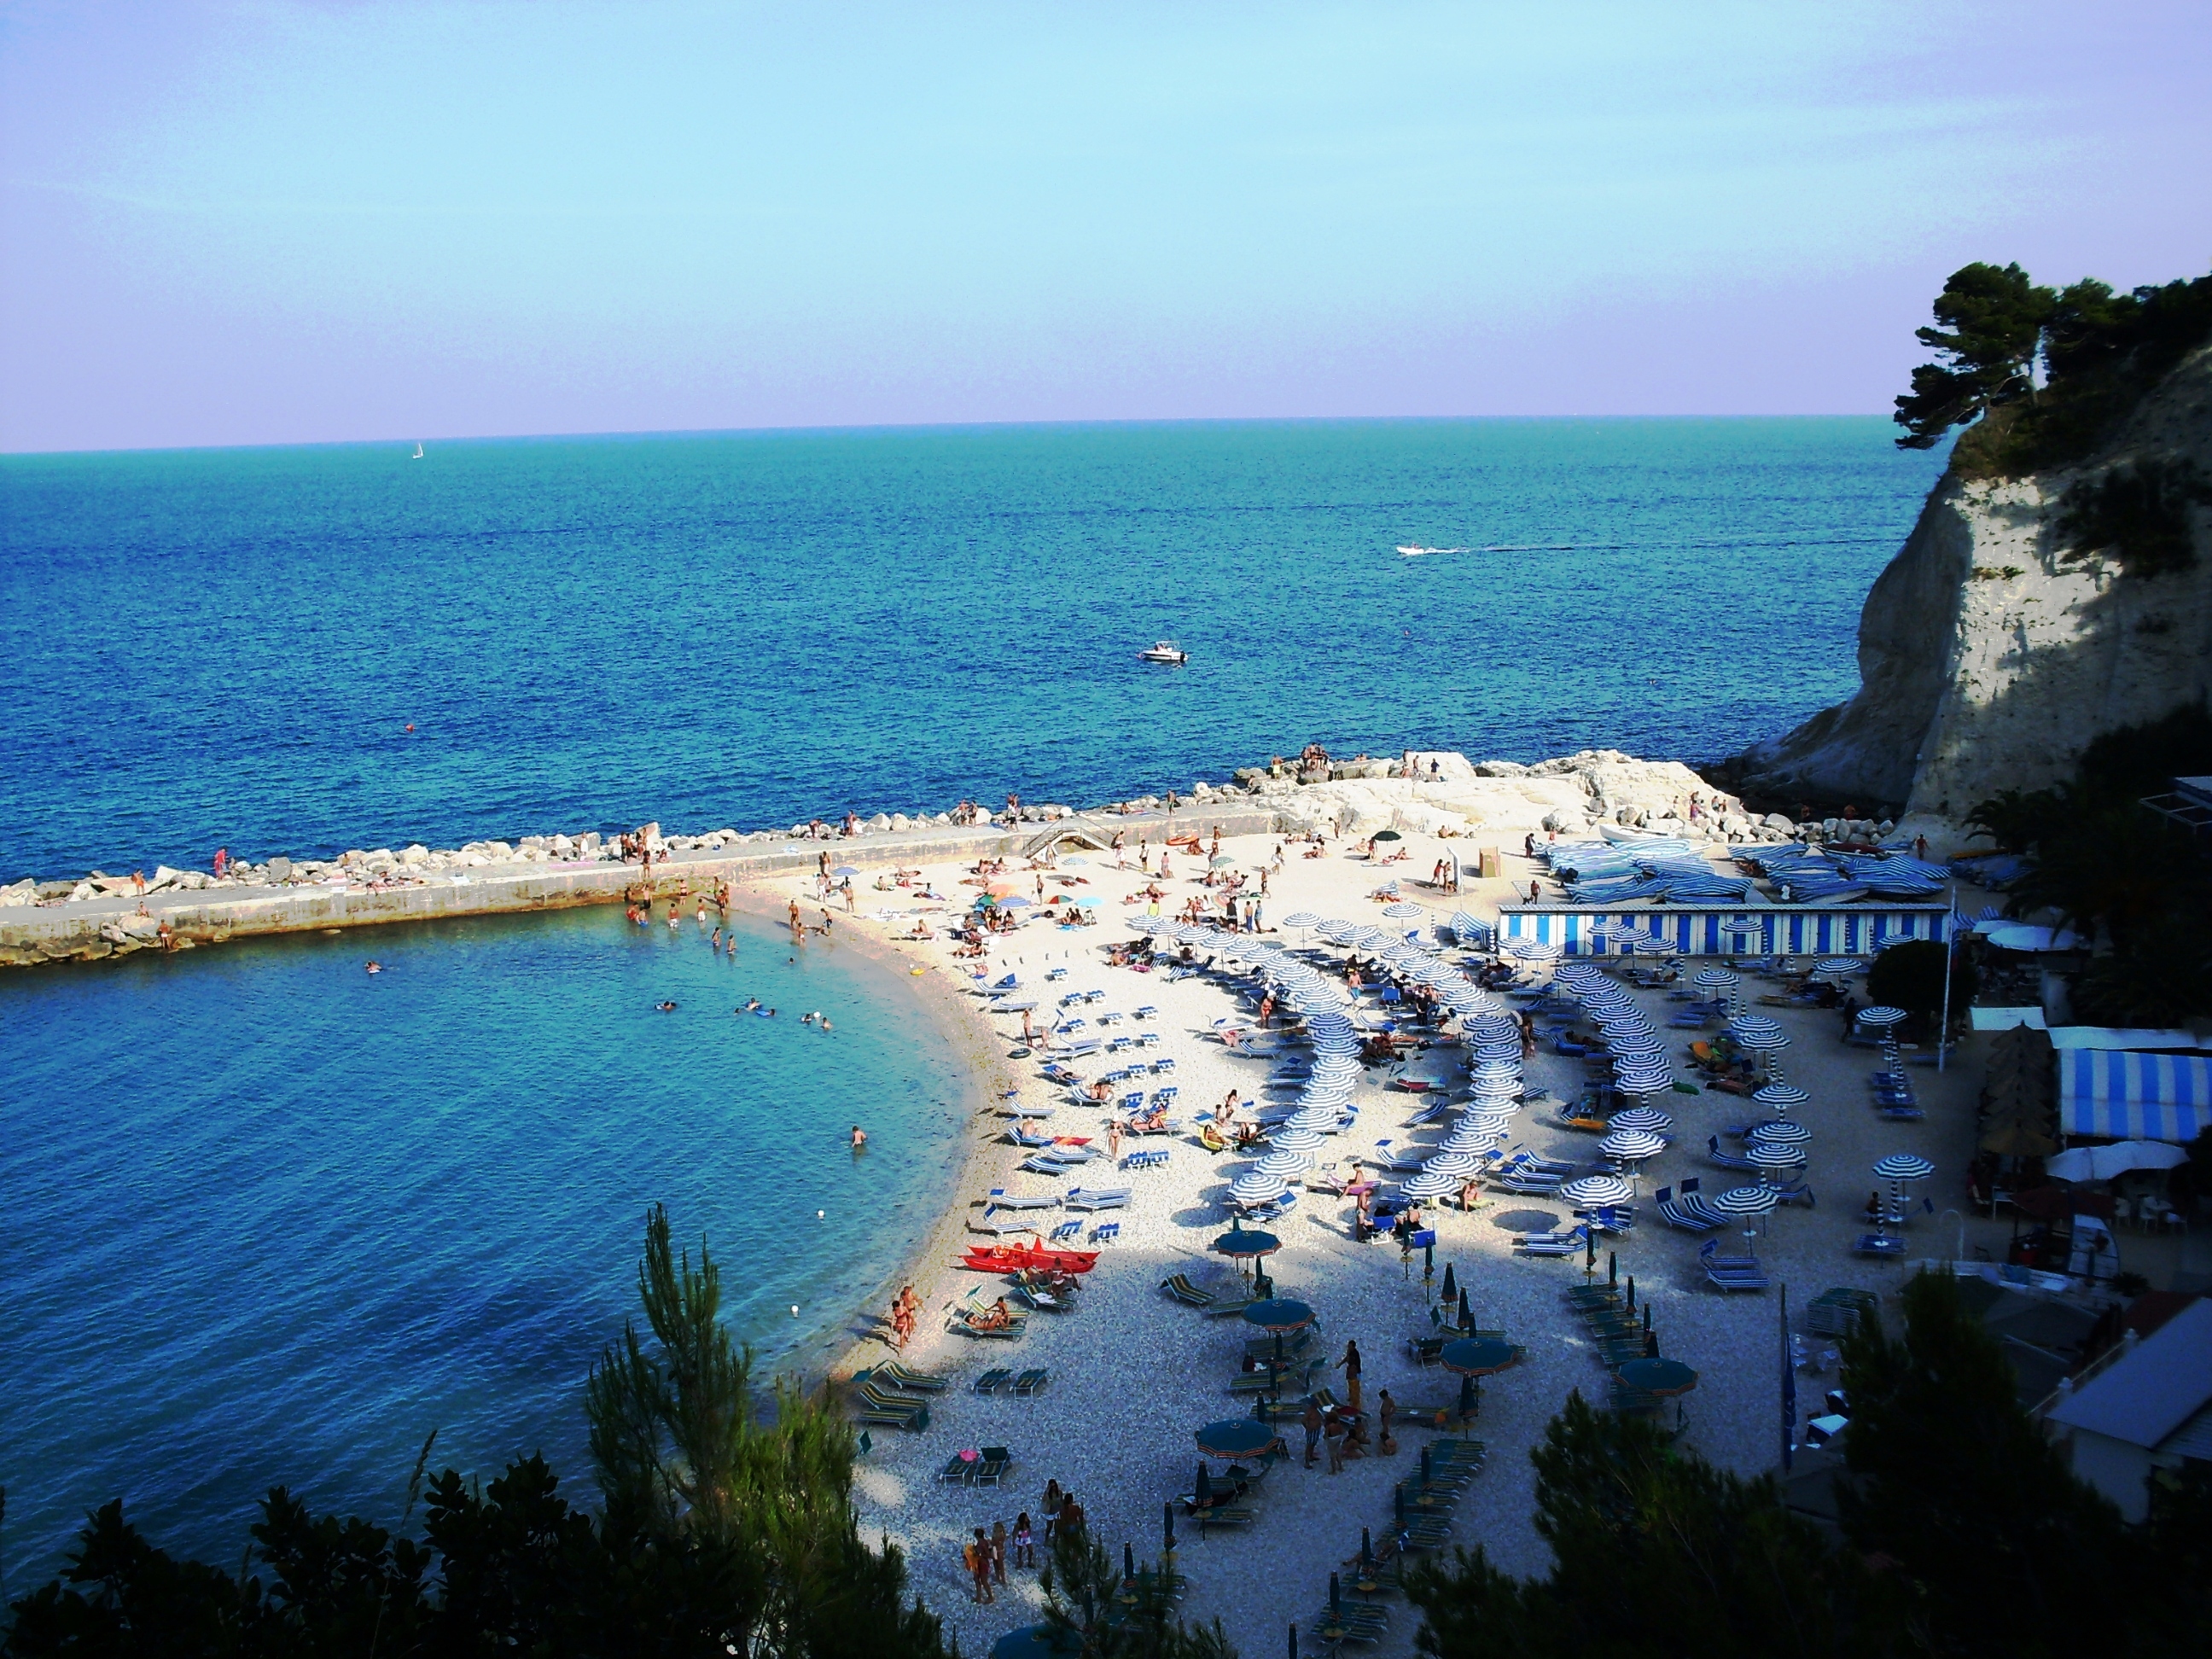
[2059,1050,2212,1142]
[1496,901,1952,958]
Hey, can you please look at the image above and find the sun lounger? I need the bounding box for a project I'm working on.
[937,1453,976,1484]
[975,1446,1013,1487]
[969,1215,1038,1237]
[974,1368,1012,1394]
[1854,1232,1907,1258]
[1013,1368,1050,1395]
[1064,1186,1132,1211]
[986,1189,1062,1210]
[1161,1272,1216,1307]
[1698,1239,1771,1290]
[1091,1220,1121,1244]
[1202,1295,1257,1318]
[1183,1502,1255,1535]
[854,1393,930,1431]
[872,1360,949,1393]
[1048,1218,1083,1243]
[1513,1225,1590,1257]
[1656,1188,1720,1232]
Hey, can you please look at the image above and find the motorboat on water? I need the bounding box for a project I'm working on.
[1138,641,1189,664]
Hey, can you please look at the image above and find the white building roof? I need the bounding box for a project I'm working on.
[2049,1300,2212,1451]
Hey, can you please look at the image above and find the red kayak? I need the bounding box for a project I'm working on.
[959,1245,1099,1274]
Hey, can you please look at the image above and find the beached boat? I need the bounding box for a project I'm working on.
[1599,823,1673,843]
[1138,641,1189,664]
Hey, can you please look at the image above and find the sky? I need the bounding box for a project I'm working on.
[2,1,2208,452]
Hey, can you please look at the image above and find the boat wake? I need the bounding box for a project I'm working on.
[1394,544,1469,557]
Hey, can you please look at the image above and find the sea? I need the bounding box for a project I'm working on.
[0,418,1947,1575]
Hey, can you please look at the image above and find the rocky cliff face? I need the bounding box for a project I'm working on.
[1736,341,2212,822]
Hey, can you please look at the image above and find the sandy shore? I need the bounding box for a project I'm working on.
[749,827,2016,1658]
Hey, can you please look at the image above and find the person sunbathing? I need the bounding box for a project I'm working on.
[970,1297,1015,1330]
[1130,1106,1167,1132]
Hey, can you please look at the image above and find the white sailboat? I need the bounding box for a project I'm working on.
[411,442,424,459]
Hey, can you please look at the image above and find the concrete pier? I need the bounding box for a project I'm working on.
[0,807,1286,968]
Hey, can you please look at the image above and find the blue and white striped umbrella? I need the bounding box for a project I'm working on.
[1753,1083,1811,1112]
[1610,1107,1674,1134]
[1424,1150,1482,1179]
[1873,1153,1934,1182]
[1382,902,1425,918]
[1284,911,1323,928]
[1399,1171,1459,1200]
[1749,1120,1812,1146]
[1730,1015,1786,1045]
[1254,1149,1313,1177]
[1814,957,1861,977]
[1745,1141,1805,1169]
[1560,1174,1635,1207]
[1269,1126,1327,1151]
[1856,1005,1909,1027]
[1713,1185,1777,1216]
[1508,937,1561,962]
[1693,968,1738,991]
[1598,1128,1668,1161]
[1229,1171,1289,1204]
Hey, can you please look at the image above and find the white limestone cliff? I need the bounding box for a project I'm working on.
[1736,341,2212,822]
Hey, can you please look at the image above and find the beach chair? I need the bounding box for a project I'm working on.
[1513,1225,1590,1257]
[1091,1220,1121,1244]
[1768,1180,1816,1208]
[1707,1135,1759,1172]
[969,1215,1039,1237]
[936,1453,976,1485]
[1011,1367,1051,1396]
[1186,1503,1256,1536]
[875,1361,948,1393]
[1135,1004,1158,1020]
[1853,1232,1907,1258]
[974,1368,1012,1394]
[975,1446,1013,1487]
[1575,1205,1635,1234]
[1698,1238,1771,1291]
[1150,1054,1173,1071]
[1064,1186,1132,1211]
[986,1189,1062,1211]
[1161,1272,1215,1307]
[854,1391,930,1432]
[1048,1218,1084,1243]
[1654,1186,1720,1232]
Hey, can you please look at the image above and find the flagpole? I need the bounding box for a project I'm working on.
[1937,893,1957,1074]
[1779,1283,1795,1474]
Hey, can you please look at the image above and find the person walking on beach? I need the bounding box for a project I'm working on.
[1013,1511,1035,1569]
[990,1519,1009,1585]
[967,1529,994,1604]
[1108,1118,1123,1163]
[1336,1339,1364,1412]
[1302,1399,1324,1468]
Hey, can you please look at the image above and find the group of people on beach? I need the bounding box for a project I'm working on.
[884,1284,920,1349]
[959,1483,1086,1603]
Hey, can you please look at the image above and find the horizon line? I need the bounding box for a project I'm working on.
[2,409,1905,462]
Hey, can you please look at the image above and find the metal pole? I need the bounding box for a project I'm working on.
[1938,894,1956,1073]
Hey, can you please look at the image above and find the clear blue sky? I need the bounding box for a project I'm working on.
[3,1,2207,451]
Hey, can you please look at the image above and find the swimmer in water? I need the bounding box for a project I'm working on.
[801,1012,816,1026]
[819,1016,833,1032]
[710,927,722,950]
[742,997,762,1011]
[655,1000,678,1011]
[365,961,381,973]
[851,1125,867,1150]
[667,909,680,930]
[765,1007,777,1017]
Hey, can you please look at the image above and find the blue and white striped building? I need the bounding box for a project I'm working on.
[1496,902,1952,958]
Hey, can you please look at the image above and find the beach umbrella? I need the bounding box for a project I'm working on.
[1456,1285,1473,1330]
[1400,1170,1459,1200]
[1372,830,1403,842]
[1211,1224,1281,1260]
[1508,937,1560,962]
[1242,1297,1317,1335]
[1382,901,1424,918]
[1441,1261,1458,1302]
[1745,1141,1805,1172]
[1857,1005,1908,1027]
[1730,1015,1785,1045]
[1750,1119,1812,1146]
[1194,1417,1278,1459]
[1230,1172,1290,1205]
[1713,1184,1776,1239]
[1424,1150,1482,1179]
[1693,968,1738,992]
[1814,957,1861,979]
[1609,1107,1674,1134]
[1598,1128,1667,1162]
[1872,1153,1935,1182]
[1617,1356,1697,1396]
[1560,1174,1635,1207]
[1254,1148,1312,1177]
[1441,1336,1516,1376]
[1284,911,1321,928]
[833,865,859,876]
[1753,1082,1810,1113]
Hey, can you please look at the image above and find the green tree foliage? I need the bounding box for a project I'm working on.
[1406,1394,1897,1659]
[2058,457,2212,577]
[6,1208,947,1659]
[1837,1271,2133,1656]
[1894,263,2055,449]
[1033,1530,1234,1659]
[1963,704,2212,1026]
[1895,264,2212,474]
[1866,939,1976,1025]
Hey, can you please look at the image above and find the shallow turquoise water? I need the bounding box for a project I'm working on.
[0,905,969,1571]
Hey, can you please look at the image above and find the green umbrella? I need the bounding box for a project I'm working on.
[1195,1417,1279,1459]
[1441,1337,1516,1376]
[1618,1357,1697,1396]
[1373,830,1404,842]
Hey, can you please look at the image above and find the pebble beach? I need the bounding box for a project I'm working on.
[768,803,2004,1659]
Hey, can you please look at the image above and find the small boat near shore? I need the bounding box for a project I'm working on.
[1138,641,1189,665]
[1396,544,1467,557]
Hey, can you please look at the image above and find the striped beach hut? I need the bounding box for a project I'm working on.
[2060,1050,2212,1143]
[1495,903,1950,958]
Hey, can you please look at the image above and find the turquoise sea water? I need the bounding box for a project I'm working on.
[0,907,969,1575]
[0,420,1947,879]
[0,419,1946,1575]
